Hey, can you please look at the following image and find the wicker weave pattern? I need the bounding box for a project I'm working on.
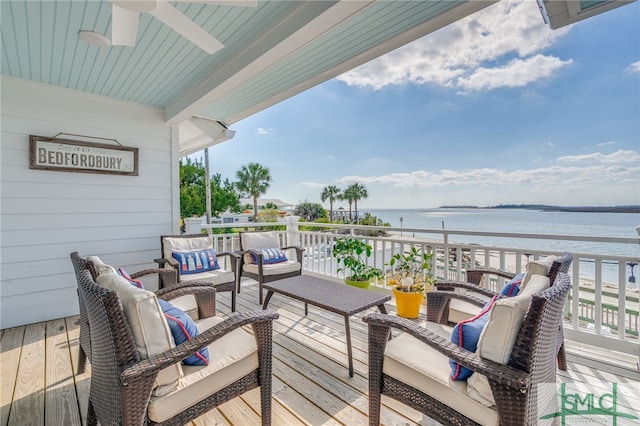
[365,273,572,426]
[238,231,305,304]
[71,252,278,425]
[158,234,240,312]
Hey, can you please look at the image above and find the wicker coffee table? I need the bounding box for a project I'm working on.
[262,275,390,377]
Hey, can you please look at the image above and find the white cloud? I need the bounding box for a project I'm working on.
[337,0,571,91]
[301,181,329,188]
[256,128,272,135]
[457,55,572,90]
[628,61,640,73]
[597,141,616,147]
[557,150,640,164]
[337,151,640,190]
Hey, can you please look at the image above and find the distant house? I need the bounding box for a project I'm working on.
[213,211,253,224]
[334,207,350,221]
[239,198,295,212]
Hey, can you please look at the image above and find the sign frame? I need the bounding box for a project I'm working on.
[29,135,138,176]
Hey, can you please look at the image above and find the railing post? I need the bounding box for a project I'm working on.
[185,217,204,234]
[285,215,301,246]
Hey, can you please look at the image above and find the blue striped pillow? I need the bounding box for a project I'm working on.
[158,299,209,366]
[172,249,220,275]
[251,248,288,264]
[499,273,525,297]
[449,295,498,380]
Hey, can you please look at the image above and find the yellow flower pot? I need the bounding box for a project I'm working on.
[393,288,424,318]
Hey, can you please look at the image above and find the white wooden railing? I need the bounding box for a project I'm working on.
[193,217,640,361]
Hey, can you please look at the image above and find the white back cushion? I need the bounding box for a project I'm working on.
[163,236,213,260]
[96,272,182,395]
[477,274,550,364]
[86,255,117,276]
[241,232,281,250]
[521,256,557,288]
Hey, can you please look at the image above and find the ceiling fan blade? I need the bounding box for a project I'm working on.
[151,0,224,54]
[111,4,140,47]
[173,1,257,7]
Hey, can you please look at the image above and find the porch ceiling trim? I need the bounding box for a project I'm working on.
[165,0,373,124]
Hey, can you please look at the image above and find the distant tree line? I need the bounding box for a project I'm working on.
[179,159,389,230]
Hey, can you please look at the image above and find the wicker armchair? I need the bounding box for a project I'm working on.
[238,231,305,304]
[365,273,572,426]
[70,253,179,374]
[428,253,572,370]
[71,251,278,426]
[156,234,240,312]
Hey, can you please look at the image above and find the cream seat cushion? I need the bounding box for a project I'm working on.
[384,321,498,425]
[167,295,198,321]
[242,259,301,275]
[147,316,259,423]
[177,269,235,284]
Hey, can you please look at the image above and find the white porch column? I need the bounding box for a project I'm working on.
[285,216,301,246]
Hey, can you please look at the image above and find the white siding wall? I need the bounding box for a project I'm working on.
[1,77,179,328]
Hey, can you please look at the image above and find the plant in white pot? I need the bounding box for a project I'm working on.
[387,246,434,318]
[332,237,382,289]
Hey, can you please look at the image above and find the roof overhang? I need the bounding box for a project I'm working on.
[539,0,636,29]
[3,1,635,157]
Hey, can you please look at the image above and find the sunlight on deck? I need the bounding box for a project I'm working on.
[1,279,638,425]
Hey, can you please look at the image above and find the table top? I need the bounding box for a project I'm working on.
[263,275,391,316]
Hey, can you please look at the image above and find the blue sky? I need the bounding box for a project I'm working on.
[201,0,640,210]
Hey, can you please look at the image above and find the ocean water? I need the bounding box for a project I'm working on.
[364,208,639,257]
[362,208,640,286]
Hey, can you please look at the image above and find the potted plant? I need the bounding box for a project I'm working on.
[332,237,382,289]
[387,246,434,318]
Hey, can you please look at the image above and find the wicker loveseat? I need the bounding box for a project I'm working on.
[70,252,278,425]
[365,272,572,426]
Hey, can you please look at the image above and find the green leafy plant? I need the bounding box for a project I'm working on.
[387,246,434,293]
[332,237,382,282]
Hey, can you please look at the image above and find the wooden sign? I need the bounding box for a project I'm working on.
[30,135,138,176]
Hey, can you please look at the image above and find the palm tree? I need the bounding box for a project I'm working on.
[235,163,272,222]
[341,186,356,222]
[346,182,368,223]
[320,185,342,222]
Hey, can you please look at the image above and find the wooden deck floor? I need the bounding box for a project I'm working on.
[1,279,638,426]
